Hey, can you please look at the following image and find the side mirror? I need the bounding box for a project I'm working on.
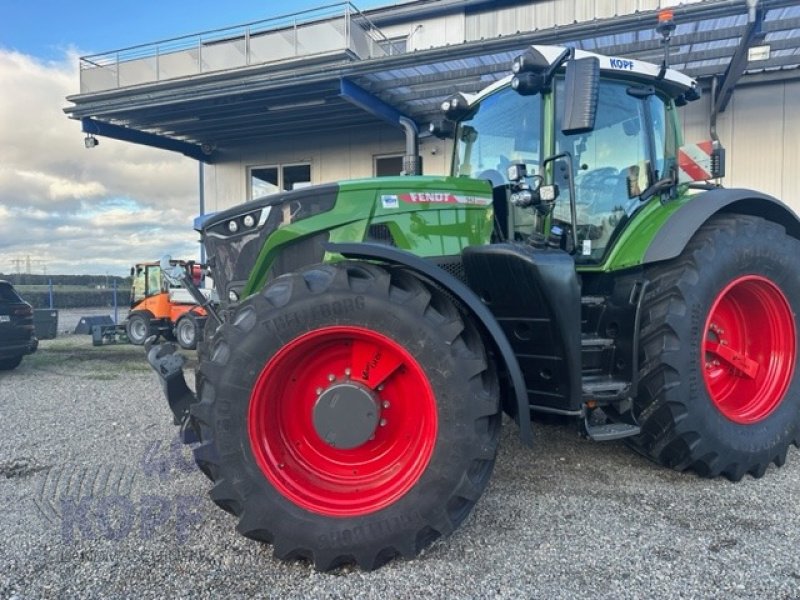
[561,57,600,135]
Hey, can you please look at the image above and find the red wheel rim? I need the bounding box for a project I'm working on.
[702,275,796,424]
[248,326,438,517]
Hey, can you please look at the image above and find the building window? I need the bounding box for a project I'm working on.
[249,163,312,199]
[374,155,404,177]
[378,36,407,56]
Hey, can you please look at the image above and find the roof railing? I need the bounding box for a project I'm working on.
[79,2,398,93]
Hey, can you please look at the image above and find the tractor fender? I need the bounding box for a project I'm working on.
[326,242,533,447]
[127,309,155,322]
[644,188,800,264]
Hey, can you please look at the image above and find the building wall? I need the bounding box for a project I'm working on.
[680,79,800,212]
[378,0,707,51]
[204,123,453,211]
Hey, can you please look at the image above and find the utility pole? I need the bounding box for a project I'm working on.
[10,257,24,274]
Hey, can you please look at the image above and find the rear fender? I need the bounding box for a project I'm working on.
[644,188,800,264]
[327,242,533,447]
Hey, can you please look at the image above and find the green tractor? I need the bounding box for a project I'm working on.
[149,40,800,571]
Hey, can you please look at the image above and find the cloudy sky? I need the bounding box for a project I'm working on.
[0,0,389,276]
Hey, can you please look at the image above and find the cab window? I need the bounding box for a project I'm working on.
[554,79,669,261]
[454,88,542,186]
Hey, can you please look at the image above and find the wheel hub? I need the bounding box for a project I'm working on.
[313,382,380,449]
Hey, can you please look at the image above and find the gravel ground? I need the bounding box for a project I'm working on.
[1,330,800,599]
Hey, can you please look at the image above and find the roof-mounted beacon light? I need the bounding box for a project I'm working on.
[656,9,676,79]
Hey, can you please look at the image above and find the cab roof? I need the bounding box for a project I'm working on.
[470,44,698,105]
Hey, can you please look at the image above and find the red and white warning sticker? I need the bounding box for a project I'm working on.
[678,141,714,183]
[381,192,492,208]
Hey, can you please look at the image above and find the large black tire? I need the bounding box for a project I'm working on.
[0,355,23,371]
[191,262,501,570]
[175,314,199,350]
[191,317,218,483]
[126,312,153,345]
[633,214,800,480]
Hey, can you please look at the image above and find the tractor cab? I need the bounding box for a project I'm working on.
[130,261,204,306]
[130,262,166,306]
[441,44,714,264]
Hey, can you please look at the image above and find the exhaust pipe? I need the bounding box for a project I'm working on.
[399,116,422,175]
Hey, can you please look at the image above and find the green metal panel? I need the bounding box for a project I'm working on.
[580,189,693,273]
[243,176,494,295]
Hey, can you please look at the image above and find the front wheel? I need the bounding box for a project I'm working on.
[125,312,153,346]
[175,314,199,350]
[633,215,800,480]
[191,262,501,570]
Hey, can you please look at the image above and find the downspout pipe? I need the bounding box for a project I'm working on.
[339,79,422,176]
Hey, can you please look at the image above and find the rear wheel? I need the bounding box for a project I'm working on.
[191,262,501,570]
[633,215,800,480]
[175,314,199,350]
[0,355,23,371]
[126,312,153,345]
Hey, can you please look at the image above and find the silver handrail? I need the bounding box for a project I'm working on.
[79,2,396,92]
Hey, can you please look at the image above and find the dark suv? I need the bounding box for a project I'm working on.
[0,280,38,370]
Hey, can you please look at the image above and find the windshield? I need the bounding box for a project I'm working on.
[454,88,542,187]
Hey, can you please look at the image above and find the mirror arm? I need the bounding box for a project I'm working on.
[639,172,676,202]
[543,48,573,89]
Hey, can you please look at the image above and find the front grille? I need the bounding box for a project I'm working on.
[435,258,466,284]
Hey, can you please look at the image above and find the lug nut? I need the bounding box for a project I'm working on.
[328,373,335,382]
[380,418,387,427]
[315,387,323,395]
[382,400,390,409]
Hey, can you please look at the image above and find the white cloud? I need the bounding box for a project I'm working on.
[15,169,107,200]
[0,48,199,276]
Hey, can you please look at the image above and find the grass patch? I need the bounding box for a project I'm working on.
[25,335,197,374]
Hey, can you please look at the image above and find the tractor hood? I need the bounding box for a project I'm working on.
[200,176,494,306]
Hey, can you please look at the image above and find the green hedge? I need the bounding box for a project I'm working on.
[22,290,131,309]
